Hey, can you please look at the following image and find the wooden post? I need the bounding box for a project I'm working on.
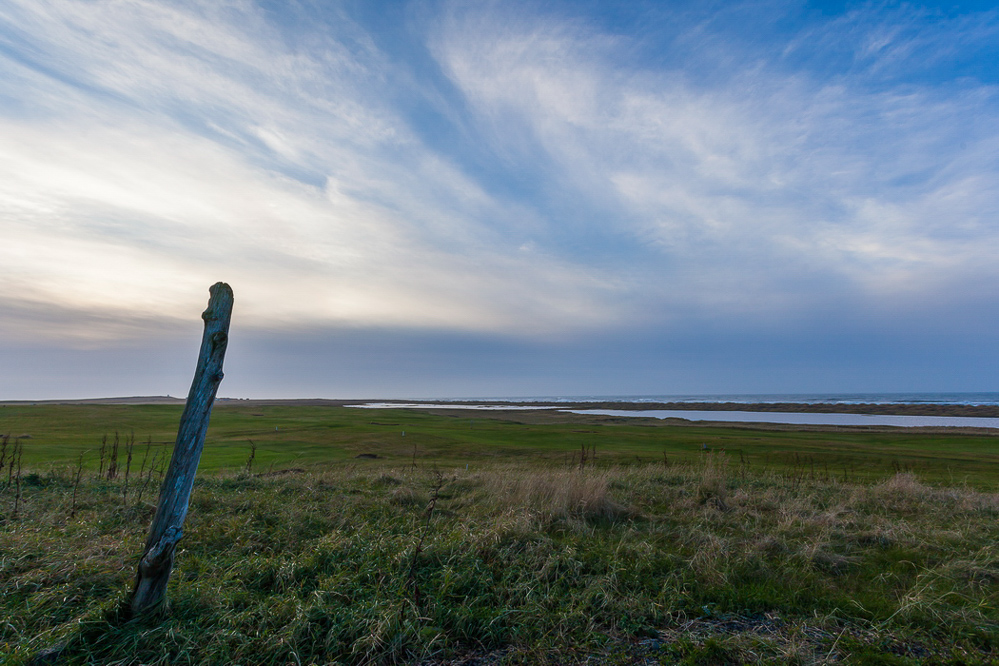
[129,282,233,618]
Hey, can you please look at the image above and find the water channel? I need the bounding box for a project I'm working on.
[349,403,999,428]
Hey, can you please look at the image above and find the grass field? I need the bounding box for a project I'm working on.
[1,403,998,664]
[2,402,999,486]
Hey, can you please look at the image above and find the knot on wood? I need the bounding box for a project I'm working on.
[210,331,228,348]
[139,526,183,577]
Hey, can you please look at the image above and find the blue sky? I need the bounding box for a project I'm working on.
[1,0,997,399]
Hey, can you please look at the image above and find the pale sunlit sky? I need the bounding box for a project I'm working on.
[2,0,998,399]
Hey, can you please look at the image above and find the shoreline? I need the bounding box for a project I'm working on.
[528,400,999,418]
[4,396,999,418]
[345,398,999,418]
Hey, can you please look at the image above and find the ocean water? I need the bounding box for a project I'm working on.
[566,409,999,429]
[444,393,999,406]
[349,394,999,428]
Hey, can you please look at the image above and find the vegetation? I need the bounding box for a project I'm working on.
[2,402,998,487]
[1,404,998,664]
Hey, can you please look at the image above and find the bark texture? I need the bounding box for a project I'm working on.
[129,282,233,618]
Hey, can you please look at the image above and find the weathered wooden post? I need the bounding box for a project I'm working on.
[129,282,233,618]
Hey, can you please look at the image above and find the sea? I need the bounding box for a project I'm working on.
[350,393,999,428]
[446,392,999,406]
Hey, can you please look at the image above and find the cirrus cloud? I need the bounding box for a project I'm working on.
[1,0,998,397]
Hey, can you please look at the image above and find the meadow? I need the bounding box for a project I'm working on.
[1,403,998,664]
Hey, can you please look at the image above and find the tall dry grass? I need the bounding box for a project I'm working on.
[480,466,637,522]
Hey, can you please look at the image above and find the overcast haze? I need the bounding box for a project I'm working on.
[2,0,998,400]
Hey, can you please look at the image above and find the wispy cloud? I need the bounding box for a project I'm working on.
[431,0,999,319]
[1,0,997,354]
[0,0,627,343]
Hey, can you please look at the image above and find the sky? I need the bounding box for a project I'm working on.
[1,0,998,400]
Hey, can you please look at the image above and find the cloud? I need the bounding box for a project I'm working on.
[0,0,629,342]
[781,2,999,82]
[1,0,998,355]
[430,0,999,320]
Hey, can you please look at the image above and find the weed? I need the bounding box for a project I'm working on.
[97,434,107,480]
[0,434,8,488]
[11,438,23,518]
[405,469,446,611]
[121,431,134,505]
[106,431,119,481]
[696,453,730,511]
[70,451,85,519]
[245,439,256,474]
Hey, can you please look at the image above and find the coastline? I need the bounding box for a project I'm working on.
[369,399,999,418]
[4,396,999,418]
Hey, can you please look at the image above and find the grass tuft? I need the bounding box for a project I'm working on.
[483,467,638,522]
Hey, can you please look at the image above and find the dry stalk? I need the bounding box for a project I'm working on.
[70,450,86,518]
[107,431,120,481]
[98,434,108,480]
[135,448,160,507]
[405,469,446,611]
[12,439,23,519]
[245,439,256,473]
[5,436,16,488]
[122,431,135,505]
[136,437,153,496]
[0,434,9,488]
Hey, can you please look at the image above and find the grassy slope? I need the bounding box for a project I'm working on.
[1,404,998,664]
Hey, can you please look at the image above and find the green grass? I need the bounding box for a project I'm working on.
[1,404,998,664]
[3,403,999,486]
